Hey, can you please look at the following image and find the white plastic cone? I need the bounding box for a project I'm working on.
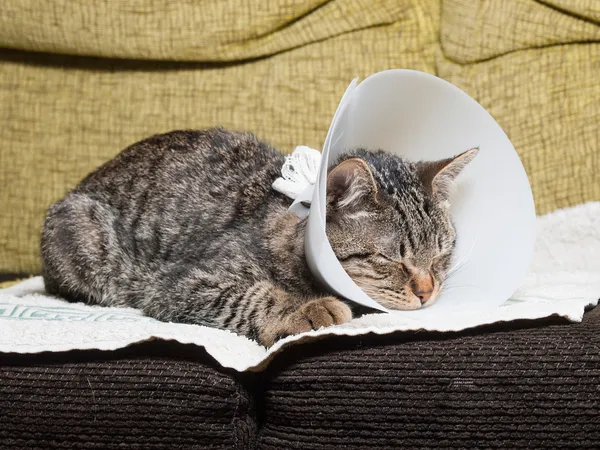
[302,70,536,317]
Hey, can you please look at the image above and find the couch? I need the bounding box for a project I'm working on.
[1,1,599,448]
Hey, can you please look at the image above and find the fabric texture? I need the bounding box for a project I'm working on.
[441,0,600,63]
[0,277,27,289]
[0,0,598,271]
[0,0,417,62]
[259,306,600,449]
[438,0,600,215]
[0,0,440,274]
[1,201,598,372]
[0,341,258,450]
[0,343,256,450]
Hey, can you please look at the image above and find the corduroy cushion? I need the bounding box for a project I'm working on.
[0,342,257,450]
[258,307,600,449]
[0,1,440,274]
[439,0,600,215]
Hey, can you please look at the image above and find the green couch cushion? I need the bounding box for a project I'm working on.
[0,1,440,274]
[0,0,432,62]
[441,0,600,63]
[439,0,600,215]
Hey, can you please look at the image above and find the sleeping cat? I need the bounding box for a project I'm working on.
[41,128,477,346]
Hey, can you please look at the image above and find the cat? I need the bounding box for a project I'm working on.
[41,128,477,346]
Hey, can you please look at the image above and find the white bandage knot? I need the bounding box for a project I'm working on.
[272,145,322,200]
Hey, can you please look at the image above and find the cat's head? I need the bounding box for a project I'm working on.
[325,148,478,310]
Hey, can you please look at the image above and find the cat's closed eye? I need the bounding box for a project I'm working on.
[326,148,478,311]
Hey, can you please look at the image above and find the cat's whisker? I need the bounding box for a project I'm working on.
[330,130,345,149]
[442,266,466,285]
[443,265,470,281]
[443,264,470,283]
[439,283,486,294]
[445,238,477,278]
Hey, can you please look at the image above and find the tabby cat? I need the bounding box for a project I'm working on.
[41,128,477,346]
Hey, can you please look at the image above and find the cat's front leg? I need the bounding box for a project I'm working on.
[259,295,352,347]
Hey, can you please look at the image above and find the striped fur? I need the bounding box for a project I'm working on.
[41,128,475,346]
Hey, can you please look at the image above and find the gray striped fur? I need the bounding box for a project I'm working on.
[41,128,476,346]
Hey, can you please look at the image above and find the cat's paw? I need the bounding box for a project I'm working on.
[293,297,353,331]
[260,297,352,346]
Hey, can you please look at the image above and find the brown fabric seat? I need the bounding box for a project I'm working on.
[258,307,600,449]
[0,342,258,450]
[1,309,598,449]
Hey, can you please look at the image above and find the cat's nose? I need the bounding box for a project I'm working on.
[410,272,434,304]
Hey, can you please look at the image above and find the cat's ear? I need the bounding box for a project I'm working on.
[327,158,378,209]
[416,148,478,201]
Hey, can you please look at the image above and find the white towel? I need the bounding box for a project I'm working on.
[1,202,599,372]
